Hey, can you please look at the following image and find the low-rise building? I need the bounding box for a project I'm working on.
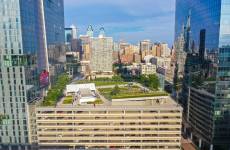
[141,63,157,75]
[29,83,182,149]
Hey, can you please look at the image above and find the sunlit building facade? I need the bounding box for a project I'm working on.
[31,96,182,150]
[90,29,113,76]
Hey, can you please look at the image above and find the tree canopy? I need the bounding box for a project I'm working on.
[139,74,160,90]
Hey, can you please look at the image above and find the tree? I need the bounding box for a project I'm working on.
[112,75,123,82]
[42,74,70,106]
[111,85,120,96]
[140,75,148,86]
[139,74,160,90]
[148,74,160,90]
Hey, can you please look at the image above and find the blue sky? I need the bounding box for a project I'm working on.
[64,0,175,46]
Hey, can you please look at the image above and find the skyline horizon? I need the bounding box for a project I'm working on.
[65,24,174,46]
[64,0,176,46]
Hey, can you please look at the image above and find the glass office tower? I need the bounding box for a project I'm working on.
[0,0,64,149]
[175,0,230,150]
[43,0,65,45]
[43,0,65,84]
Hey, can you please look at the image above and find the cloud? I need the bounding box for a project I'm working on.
[64,0,175,45]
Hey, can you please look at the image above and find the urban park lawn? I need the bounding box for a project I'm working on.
[98,85,168,100]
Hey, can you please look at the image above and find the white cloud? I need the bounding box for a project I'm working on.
[64,0,175,45]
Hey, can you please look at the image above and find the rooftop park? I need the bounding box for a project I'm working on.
[98,84,168,100]
[76,75,127,86]
[41,74,70,106]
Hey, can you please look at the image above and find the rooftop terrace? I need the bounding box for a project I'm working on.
[36,72,177,109]
[98,84,168,100]
[39,78,173,109]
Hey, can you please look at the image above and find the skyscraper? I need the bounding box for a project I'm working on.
[65,28,73,45]
[43,0,65,84]
[87,25,94,37]
[0,0,64,149]
[65,25,77,44]
[175,0,230,149]
[90,28,113,76]
[140,40,152,60]
[43,0,65,45]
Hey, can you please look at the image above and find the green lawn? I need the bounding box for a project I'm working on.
[63,96,73,104]
[76,80,126,86]
[98,86,168,100]
[87,99,103,104]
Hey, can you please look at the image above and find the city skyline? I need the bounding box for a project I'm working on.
[0,0,230,150]
[64,0,176,45]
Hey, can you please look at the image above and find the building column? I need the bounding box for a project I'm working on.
[190,133,193,140]
[18,145,21,150]
[199,139,202,148]
[8,146,12,150]
[210,144,213,150]
[25,146,28,150]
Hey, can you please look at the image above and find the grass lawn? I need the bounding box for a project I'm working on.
[63,96,73,104]
[87,99,103,104]
[76,80,126,86]
[98,86,168,100]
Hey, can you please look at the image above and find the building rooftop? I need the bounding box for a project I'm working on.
[97,84,168,100]
[60,83,98,105]
[75,79,127,86]
[38,81,180,110]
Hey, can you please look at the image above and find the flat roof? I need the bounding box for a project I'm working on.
[36,100,182,111]
[38,82,181,111]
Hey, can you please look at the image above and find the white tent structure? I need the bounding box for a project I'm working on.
[66,83,96,104]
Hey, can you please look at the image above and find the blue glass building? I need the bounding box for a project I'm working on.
[43,0,65,45]
[0,0,64,149]
[175,0,230,150]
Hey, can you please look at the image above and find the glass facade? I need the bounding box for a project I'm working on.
[0,0,64,147]
[215,0,230,147]
[0,0,42,146]
[175,0,230,149]
[43,0,65,45]
[65,28,72,44]
[175,0,221,52]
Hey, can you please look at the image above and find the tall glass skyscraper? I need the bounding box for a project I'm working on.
[0,0,64,149]
[43,0,65,45]
[175,0,230,150]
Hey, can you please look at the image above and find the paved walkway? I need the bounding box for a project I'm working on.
[182,138,196,150]
[96,89,111,106]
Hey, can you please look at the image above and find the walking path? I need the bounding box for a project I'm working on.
[182,137,196,150]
